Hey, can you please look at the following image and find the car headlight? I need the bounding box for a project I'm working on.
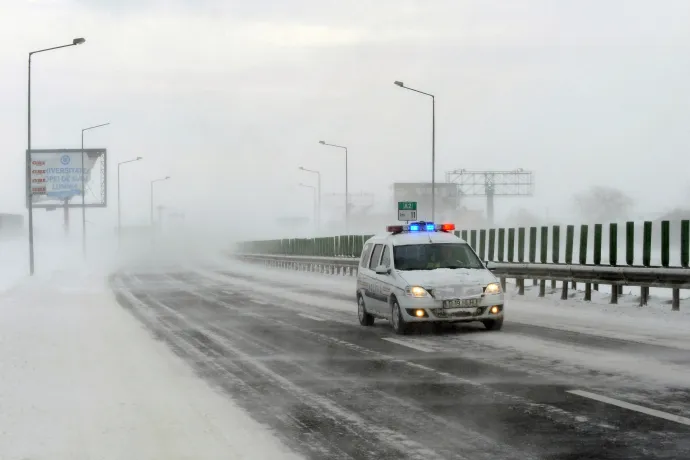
[484,283,501,294]
[406,286,430,298]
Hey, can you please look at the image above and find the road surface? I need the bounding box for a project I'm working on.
[110,264,690,460]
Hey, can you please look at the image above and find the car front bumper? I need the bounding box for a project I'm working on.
[398,294,504,323]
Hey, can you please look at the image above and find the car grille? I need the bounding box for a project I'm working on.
[432,306,486,318]
[431,285,483,299]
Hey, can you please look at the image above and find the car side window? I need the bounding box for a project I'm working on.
[368,244,384,270]
[360,243,373,268]
[380,245,391,268]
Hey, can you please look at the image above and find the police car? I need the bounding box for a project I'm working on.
[356,221,504,334]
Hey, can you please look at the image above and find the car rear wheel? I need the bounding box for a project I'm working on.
[391,299,409,335]
[482,317,504,331]
[358,295,375,326]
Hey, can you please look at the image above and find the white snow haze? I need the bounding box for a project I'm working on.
[1,1,690,459]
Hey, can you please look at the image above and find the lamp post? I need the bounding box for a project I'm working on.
[150,176,170,227]
[117,157,143,247]
[298,166,321,233]
[319,141,348,232]
[394,80,436,222]
[81,122,109,257]
[27,37,86,275]
[299,183,317,235]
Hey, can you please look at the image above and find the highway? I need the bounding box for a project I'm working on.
[111,263,690,460]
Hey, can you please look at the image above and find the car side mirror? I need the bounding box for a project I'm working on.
[375,265,391,275]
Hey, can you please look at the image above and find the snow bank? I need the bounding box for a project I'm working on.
[0,264,302,459]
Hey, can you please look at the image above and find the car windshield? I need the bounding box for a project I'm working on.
[393,243,484,271]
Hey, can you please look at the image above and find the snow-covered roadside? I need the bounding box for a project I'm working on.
[0,268,302,459]
[217,258,690,351]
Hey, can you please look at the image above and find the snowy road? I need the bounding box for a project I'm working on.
[111,263,690,460]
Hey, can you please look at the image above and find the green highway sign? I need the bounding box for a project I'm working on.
[397,201,417,221]
[398,201,417,211]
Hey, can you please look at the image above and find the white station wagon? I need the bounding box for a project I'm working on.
[356,222,505,334]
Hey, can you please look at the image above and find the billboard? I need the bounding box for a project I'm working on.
[26,149,107,209]
[393,182,459,220]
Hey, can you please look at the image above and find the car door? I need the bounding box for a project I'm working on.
[357,242,374,298]
[366,243,386,314]
[377,244,395,316]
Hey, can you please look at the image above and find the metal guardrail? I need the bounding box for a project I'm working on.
[234,253,689,310]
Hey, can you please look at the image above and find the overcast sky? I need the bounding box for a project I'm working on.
[1,0,689,239]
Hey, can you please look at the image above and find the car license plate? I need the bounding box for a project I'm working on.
[443,298,479,308]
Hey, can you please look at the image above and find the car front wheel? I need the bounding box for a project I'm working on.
[391,299,409,335]
[358,295,375,326]
[482,317,504,331]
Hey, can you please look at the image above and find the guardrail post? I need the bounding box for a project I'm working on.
[498,228,505,262]
[551,225,560,289]
[580,225,591,301]
[672,288,680,311]
[539,226,548,297]
[610,284,619,304]
[529,227,537,286]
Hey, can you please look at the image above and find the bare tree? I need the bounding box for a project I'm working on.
[574,186,634,223]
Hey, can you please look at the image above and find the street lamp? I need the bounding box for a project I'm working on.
[117,157,143,246]
[299,183,317,235]
[394,80,436,222]
[298,166,321,233]
[27,37,86,275]
[319,140,349,232]
[81,122,109,257]
[150,176,170,226]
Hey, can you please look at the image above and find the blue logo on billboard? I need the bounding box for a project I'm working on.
[60,155,71,165]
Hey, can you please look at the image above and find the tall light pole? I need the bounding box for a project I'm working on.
[117,157,143,247]
[27,37,86,275]
[150,176,170,226]
[394,80,436,222]
[81,122,109,257]
[299,183,317,235]
[298,166,321,233]
[319,140,348,232]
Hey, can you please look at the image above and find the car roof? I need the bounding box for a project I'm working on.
[366,230,466,246]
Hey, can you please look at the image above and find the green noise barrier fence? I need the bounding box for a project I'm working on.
[237,220,690,310]
[239,220,690,270]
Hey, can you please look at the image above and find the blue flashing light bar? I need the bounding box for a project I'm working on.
[386,222,455,234]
